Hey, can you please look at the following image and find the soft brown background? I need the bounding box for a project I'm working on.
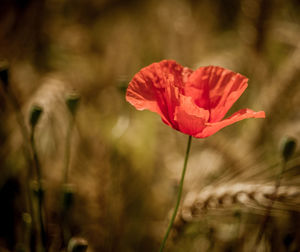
[0,0,300,251]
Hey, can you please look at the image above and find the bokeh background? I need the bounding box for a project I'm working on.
[1,0,300,251]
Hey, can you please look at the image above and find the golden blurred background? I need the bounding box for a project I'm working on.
[0,0,300,251]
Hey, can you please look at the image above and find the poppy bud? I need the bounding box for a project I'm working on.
[280,137,297,161]
[0,64,9,90]
[29,105,43,129]
[67,237,88,252]
[62,183,75,211]
[66,93,80,116]
[117,77,129,95]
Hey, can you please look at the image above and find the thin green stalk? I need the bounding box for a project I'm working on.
[159,135,192,252]
[22,213,32,252]
[7,90,34,214]
[64,94,79,183]
[254,159,287,249]
[63,115,74,184]
[60,112,76,247]
[30,128,47,251]
[5,89,37,251]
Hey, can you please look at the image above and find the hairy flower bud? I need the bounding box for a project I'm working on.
[29,105,43,129]
[280,137,297,161]
[66,93,80,116]
[62,183,75,211]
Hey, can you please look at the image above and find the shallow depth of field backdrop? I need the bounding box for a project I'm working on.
[1,0,300,251]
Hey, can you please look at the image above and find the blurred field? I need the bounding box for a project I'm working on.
[0,0,300,251]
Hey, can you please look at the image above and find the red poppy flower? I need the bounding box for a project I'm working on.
[126,60,265,138]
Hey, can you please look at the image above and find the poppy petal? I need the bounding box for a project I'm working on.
[126,60,265,138]
[174,96,209,136]
[185,66,248,122]
[126,60,193,127]
[194,108,265,138]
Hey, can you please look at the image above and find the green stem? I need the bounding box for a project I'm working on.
[159,135,192,252]
[254,159,287,248]
[61,115,75,246]
[7,90,35,213]
[63,115,74,184]
[5,89,37,251]
[30,128,47,251]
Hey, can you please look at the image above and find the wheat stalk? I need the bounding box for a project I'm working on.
[178,183,300,224]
